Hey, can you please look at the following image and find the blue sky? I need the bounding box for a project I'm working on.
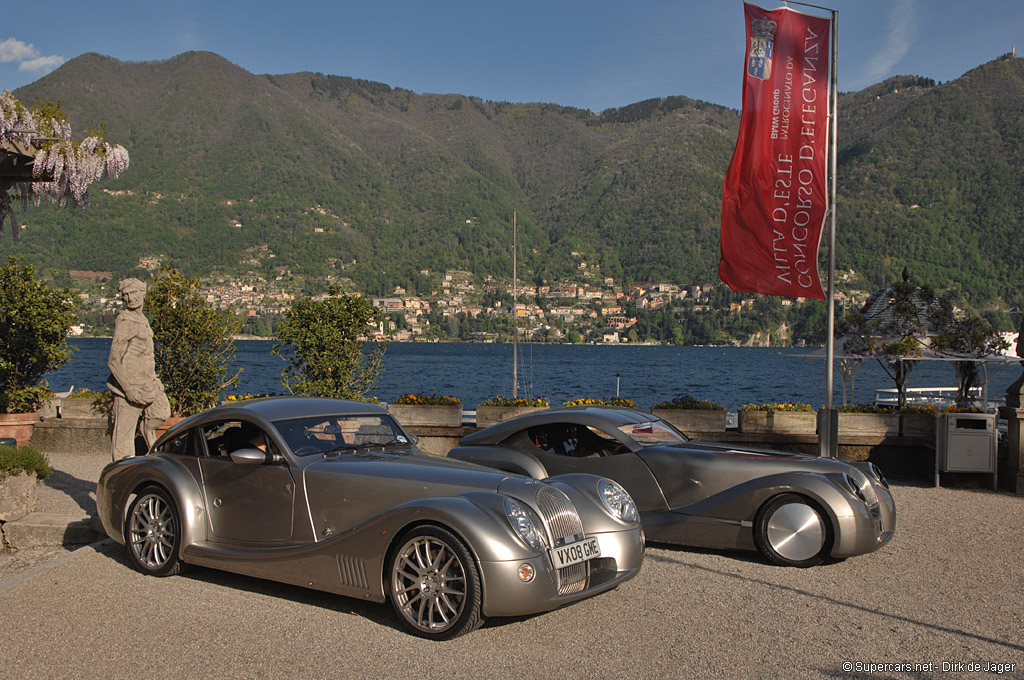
[2,1,1022,112]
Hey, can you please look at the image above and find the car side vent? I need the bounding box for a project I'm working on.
[337,554,370,590]
[536,485,589,594]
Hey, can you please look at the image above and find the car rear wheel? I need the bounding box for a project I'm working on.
[387,525,483,640]
[125,486,183,577]
[754,493,832,567]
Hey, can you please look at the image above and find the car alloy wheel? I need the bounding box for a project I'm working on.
[126,486,183,577]
[754,493,832,567]
[388,525,483,639]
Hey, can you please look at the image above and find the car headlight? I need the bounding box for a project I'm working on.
[505,498,547,550]
[599,479,639,524]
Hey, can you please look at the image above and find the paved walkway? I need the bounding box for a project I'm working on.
[1,454,1023,678]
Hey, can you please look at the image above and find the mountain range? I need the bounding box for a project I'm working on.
[4,50,1023,312]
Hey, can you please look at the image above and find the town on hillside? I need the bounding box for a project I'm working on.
[63,251,870,346]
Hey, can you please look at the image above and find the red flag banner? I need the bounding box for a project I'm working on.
[720,2,832,299]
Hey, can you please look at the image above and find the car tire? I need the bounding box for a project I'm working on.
[387,525,483,640]
[125,486,184,577]
[753,493,832,568]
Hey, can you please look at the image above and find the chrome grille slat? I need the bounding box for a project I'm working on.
[536,486,584,541]
[535,486,589,594]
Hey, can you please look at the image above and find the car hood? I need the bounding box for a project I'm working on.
[636,441,857,511]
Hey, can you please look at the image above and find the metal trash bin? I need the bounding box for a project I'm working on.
[935,412,996,489]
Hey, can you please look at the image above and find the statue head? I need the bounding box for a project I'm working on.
[119,278,147,310]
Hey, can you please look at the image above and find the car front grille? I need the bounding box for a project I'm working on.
[536,485,589,595]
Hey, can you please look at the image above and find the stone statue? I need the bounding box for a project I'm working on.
[107,278,171,459]
[1006,320,1024,409]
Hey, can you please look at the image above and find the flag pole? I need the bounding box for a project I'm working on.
[824,6,838,457]
[783,1,838,456]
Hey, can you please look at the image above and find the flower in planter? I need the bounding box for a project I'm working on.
[741,402,814,412]
[479,396,549,407]
[652,396,724,411]
[65,388,112,400]
[563,397,636,408]
[393,394,460,406]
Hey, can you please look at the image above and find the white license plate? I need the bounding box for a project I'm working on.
[550,537,601,569]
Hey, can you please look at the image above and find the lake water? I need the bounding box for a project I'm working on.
[46,338,1022,411]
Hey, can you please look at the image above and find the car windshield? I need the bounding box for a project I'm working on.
[617,419,688,446]
[273,414,410,456]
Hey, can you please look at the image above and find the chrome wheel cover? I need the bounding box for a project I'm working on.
[129,493,178,570]
[765,502,825,562]
[391,535,467,634]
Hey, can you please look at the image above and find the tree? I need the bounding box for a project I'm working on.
[1,91,129,234]
[0,257,75,412]
[272,288,388,400]
[838,280,935,411]
[147,267,241,415]
[931,297,1009,405]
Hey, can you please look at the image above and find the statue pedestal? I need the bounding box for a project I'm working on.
[998,407,1024,495]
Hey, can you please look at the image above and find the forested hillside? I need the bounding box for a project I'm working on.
[4,51,1022,310]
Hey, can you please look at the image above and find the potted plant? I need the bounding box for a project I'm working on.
[0,258,76,445]
[739,402,816,434]
[476,396,549,428]
[651,396,727,435]
[0,443,52,523]
[389,394,462,427]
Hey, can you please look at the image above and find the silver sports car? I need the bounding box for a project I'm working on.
[96,398,644,639]
[448,406,896,567]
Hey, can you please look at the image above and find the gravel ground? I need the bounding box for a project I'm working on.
[1,481,1022,679]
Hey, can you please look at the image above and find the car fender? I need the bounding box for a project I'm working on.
[448,445,549,479]
[677,471,859,533]
[97,455,207,550]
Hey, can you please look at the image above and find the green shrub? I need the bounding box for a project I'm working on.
[652,396,725,410]
[0,444,52,481]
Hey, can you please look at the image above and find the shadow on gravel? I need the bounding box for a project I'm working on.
[42,469,97,517]
[94,539,537,636]
[649,551,1024,654]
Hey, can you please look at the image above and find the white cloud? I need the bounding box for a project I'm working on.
[861,0,920,84]
[0,37,64,75]
[19,55,65,74]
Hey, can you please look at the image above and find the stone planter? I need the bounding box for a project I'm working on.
[0,412,40,447]
[388,404,462,428]
[58,397,112,419]
[652,409,727,435]
[475,405,547,428]
[0,471,39,522]
[739,410,816,434]
[837,412,936,437]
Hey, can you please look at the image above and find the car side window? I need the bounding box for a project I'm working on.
[200,420,279,460]
[154,429,198,457]
[515,423,623,458]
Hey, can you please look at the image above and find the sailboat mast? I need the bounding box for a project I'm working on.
[512,210,518,398]
[512,208,520,399]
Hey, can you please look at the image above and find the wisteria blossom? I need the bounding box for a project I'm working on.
[1,89,129,232]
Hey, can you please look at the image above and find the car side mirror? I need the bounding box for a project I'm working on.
[230,448,269,465]
[406,433,419,445]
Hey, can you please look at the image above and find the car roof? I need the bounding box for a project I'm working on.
[223,396,390,420]
[461,405,656,445]
[158,397,392,441]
